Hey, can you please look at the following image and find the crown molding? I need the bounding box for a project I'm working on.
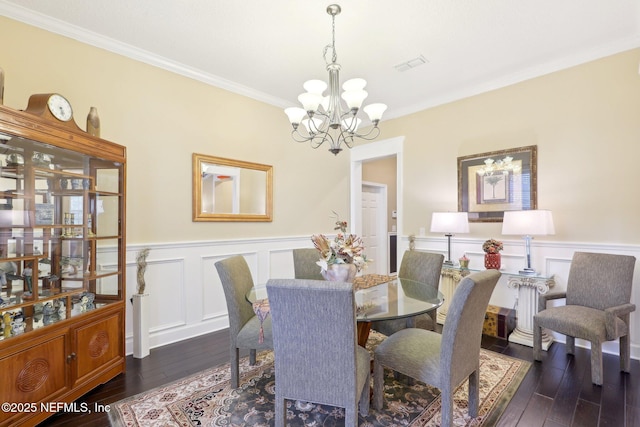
[0,1,292,108]
[2,1,640,119]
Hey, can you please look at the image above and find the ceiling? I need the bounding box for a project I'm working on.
[1,0,639,121]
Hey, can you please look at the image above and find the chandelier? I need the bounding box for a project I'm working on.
[284,4,387,155]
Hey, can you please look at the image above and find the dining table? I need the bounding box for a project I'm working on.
[246,274,444,347]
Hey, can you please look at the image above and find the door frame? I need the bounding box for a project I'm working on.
[350,136,404,266]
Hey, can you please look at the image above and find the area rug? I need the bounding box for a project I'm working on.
[109,333,530,426]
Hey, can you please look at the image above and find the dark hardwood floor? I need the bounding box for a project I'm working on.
[38,329,640,427]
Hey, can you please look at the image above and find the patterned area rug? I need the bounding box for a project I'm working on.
[109,332,530,426]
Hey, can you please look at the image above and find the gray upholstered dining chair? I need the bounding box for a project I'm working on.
[266,278,370,427]
[372,250,444,335]
[533,252,636,386]
[373,269,501,426]
[292,247,324,280]
[215,255,273,388]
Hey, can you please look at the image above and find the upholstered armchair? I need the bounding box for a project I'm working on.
[534,251,636,385]
[267,278,370,427]
[372,250,444,335]
[373,270,501,426]
[292,248,324,280]
[215,255,273,388]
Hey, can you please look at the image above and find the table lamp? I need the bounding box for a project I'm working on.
[430,212,469,266]
[501,210,555,275]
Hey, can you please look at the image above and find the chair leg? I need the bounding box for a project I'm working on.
[249,349,257,365]
[566,336,575,355]
[590,340,603,386]
[533,321,542,361]
[373,359,385,410]
[468,369,479,418]
[441,387,453,427]
[359,368,370,416]
[274,392,285,427]
[620,334,631,373]
[345,407,357,427]
[231,346,240,389]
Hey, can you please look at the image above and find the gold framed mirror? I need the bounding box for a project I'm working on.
[192,153,273,222]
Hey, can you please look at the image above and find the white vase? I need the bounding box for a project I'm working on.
[321,263,357,282]
[132,293,150,359]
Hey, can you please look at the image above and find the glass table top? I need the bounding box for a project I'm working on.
[246,276,444,322]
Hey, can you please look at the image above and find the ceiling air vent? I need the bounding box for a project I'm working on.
[394,55,428,72]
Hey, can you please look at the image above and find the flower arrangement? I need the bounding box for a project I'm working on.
[482,238,503,269]
[311,212,369,273]
[482,238,503,254]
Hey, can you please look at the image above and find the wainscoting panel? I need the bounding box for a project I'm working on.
[124,236,640,361]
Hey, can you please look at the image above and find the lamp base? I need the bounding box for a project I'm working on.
[443,260,454,267]
[518,267,537,276]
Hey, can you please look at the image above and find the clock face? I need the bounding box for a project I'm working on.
[46,94,73,122]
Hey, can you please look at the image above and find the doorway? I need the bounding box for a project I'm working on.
[350,137,404,274]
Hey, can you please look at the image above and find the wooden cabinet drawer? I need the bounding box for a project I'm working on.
[73,311,123,385]
[0,334,69,424]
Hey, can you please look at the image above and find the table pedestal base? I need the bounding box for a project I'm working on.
[357,322,372,348]
[506,274,555,349]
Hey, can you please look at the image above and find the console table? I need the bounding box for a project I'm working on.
[438,266,554,350]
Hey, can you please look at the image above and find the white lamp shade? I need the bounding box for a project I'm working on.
[341,89,368,110]
[363,103,387,121]
[298,92,323,112]
[284,107,306,125]
[303,79,327,95]
[501,210,555,236]
[430,212,470,234]
[342,78,367,91]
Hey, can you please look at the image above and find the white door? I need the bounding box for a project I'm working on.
[361,183,387,274]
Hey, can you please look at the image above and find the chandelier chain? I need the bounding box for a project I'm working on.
[323,13,338,66]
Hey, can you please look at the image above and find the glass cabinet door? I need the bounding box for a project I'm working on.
[0,133,124,338]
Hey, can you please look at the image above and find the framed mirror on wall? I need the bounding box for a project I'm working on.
[192,153,273,222]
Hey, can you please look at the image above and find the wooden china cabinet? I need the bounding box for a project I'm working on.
[0,95,126,426]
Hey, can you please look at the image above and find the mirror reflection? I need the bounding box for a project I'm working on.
[192,154,272,222]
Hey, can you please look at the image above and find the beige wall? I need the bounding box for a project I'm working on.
[0,17,351,244]
[378,49,640,245]
[2,16,640,247]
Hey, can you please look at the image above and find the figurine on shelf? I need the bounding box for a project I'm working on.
[11,317,24,335]
[0,261,17,287]
[22,263,33,293]
[79,295,89,312]
[43,302,54,316]
[57,300,66,316]
[2,311,11,327]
